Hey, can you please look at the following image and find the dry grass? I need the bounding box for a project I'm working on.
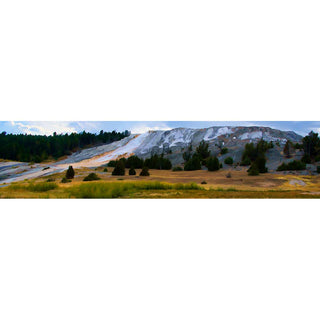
[1,167,320,198]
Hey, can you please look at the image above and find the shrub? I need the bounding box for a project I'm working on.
[129,167,136,175]
[83,173,101,181]
[61,177,71,183]
[66,166,75,179]
[317,166,320,174]
[276,160,306,171]
[46,178,55,182]
[103,167,108,172]
[140,167,150,176]
[248,163,259,176]
[207,156,220,171]
[201,181,207,184]
[112,161,125,176]
[224,157,233,165]
[221,148,228,155]
[172,166,183,171]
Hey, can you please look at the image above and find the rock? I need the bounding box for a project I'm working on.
[289,179,306,186]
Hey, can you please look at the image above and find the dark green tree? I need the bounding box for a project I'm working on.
[112,161,125,176]
[207,156,220,171]
[129,167,136,175]
[140,167,150,176]
[184,154,201,171]
[196,140,210,160]
[183,144,193,162]
[302,131,320,161]
[224,157,233,165]
[126,155,144,169]
[66,166,75,179]
[283,140,292,158]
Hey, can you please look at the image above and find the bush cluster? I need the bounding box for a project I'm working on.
[83,173,101,181]
[108,154,172,171]
[277,160,306,171]
[240,140,271,175]
[224,157,233,165]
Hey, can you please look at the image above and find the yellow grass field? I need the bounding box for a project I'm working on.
[1,167,320,198]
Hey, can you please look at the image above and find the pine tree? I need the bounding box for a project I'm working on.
[196,140,210,160]
[129,167,136,175]
[66,166,75,179]
[140,167,150,176]
[112,161,125,176]
[184,154,201,171]
[283,140,292,158]
[207,156,220,171]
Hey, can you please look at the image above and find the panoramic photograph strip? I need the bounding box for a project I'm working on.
[0,121,320,199]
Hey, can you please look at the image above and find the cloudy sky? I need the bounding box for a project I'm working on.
[0,121,319,136]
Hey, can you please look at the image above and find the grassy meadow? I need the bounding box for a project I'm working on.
[1,167,320,198]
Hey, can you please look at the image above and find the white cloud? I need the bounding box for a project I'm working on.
[131,124,172,134]
[10,121,77,135]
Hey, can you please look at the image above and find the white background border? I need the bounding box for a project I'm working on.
[1,1,320,319]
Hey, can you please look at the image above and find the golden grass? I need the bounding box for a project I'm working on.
[1,168,320,198]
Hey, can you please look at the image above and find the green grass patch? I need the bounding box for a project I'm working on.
[8,182,58,192]
[68,181,203,198]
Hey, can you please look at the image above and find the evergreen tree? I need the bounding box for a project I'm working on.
[140,167,150,176]
[283,140,292,158]
[0,130,130,163]
[184,154,201,171]
[207,156,220,171]
[66,166,75,179]
[183,144,193,162]
[302,131,320,161]
[126,155,144,169]
[196,140,210,160]
[112,161,125,176]
[129,167,136,175]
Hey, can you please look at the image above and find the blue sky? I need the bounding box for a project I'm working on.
[0,121,319,136]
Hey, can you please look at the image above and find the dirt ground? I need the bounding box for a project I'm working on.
[30,166,320,193]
